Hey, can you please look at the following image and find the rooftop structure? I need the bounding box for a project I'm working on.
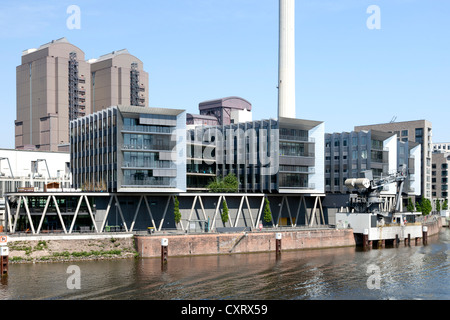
[191,96,252,126]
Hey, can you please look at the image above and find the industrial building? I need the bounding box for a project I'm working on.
[0,148,71,228]
[88,49,149,112]
[15,38,149,152]
[15,38,91,152]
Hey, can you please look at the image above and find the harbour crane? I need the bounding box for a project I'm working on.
[344,165,407,216]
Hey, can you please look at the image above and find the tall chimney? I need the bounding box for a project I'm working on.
[278,0,296,119]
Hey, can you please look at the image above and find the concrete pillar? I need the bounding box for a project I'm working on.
[161,238,168,265]
[422,226,428,245]
[278,0,296,119]
[363,229,369,249]
[0,246,9,277]
[276,233,282,255]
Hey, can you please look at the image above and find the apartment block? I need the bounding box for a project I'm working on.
[70,106,186,193]
[324,130,421,211]
[431,151,450,201]
[15,38,91,152]
[88,49,149,112]
[355,120,432,199]
[432,142,450,153]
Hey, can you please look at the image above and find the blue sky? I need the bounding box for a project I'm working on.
[0,0,449,149]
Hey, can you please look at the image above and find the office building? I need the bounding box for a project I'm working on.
[15,38,91,152]
[355,120,432,199]
[187,116,324,194]
[88,49,149,112]
[70,105,186,193]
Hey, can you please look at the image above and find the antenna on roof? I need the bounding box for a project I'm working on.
[390,116,397,123]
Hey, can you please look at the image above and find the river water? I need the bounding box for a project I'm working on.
[0,229,448,300]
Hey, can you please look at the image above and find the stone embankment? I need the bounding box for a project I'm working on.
[136,228,356,258]
[7,235,137,263]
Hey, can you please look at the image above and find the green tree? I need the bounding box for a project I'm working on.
[207,173,238,193]
[263,198,272,224]
[443,199,448,210]
[221,200,229,224]
[420,198,432,216]
[406,197,415,212]
[415,201,422,213]
[435,199,441,213]
[174,196,181,224]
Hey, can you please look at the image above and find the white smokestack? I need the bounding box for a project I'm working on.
[278,0,296,119]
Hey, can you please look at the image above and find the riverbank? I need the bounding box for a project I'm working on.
[4,216,443,263]
[6,234,137,263]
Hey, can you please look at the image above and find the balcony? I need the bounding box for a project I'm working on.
[279,135,315,143]
[122,143,175,151]
[122,177,176,188]
[122,125,174,134]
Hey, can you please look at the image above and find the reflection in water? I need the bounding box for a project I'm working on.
[0,229,448,300]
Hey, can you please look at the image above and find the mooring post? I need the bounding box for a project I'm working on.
[407,233,411,246]
[363,229,369,249]
[161,238,168,264]
[275,233,282,255]
[422,226,428,245]
[0,235,8,277]
[0,246,9,277]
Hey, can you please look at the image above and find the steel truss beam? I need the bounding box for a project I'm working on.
[4,193,326,234]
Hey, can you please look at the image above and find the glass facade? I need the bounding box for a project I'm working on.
[186,119,320,193]
[70,106,184,192]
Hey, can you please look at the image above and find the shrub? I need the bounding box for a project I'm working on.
[221,200,229,223]
[174,196,181,224]
[263,198,272,223]
[207,173,238,193]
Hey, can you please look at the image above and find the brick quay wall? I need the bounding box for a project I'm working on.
[135,228,356,258]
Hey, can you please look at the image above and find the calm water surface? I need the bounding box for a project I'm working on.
[1,229,448,300]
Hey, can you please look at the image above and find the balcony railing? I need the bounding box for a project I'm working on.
[122,144,175,151]
[122,177,176,188]
[122,125,174,134]
[122,161,175,169]
[279,135,315,143]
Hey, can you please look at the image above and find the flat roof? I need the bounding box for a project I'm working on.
[117,105,185,116]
